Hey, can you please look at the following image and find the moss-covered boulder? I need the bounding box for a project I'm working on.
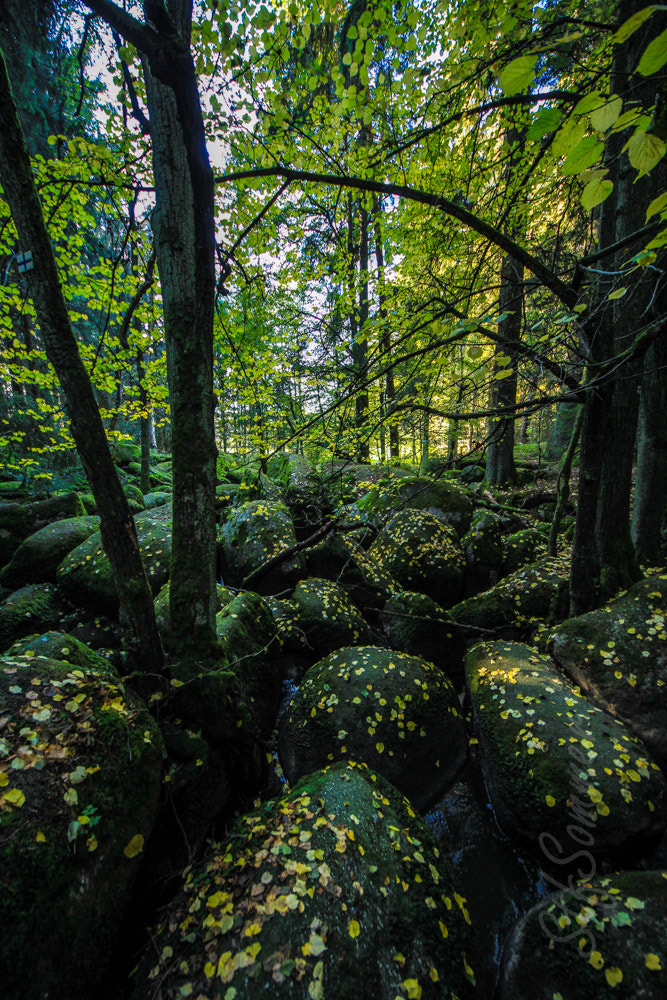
[549,574,667,772]
[57,506,172,615]
[0,653,163,1000]
[0,502,35,566]
[111,440,142,466]
[354,475,474,537]
[0,515,99,589]
[381,590,464,675]
[79,492,97,514]
[123,482,146,513]
[267,596,311,654]
[369,509,465,609]
[291,577,376,657]
[27,491,86,527]
[0,583,66,651]
[218,500,305,594]
[156,581,234,646]
[279,646,466,809]
[143,490,169,509]
[6,630,112,674]
[268,453,328,532]
[132,760,476,1000]
[502,527,546,575]
[305,531,400,613]
[499,870,667,1000]
[461,510,504,596]
[60,609,124,657]
[466,641,666,859]
[215,591,282,735]
[449,553,570,634]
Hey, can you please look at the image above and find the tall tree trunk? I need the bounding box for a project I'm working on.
[485,253,523,485]
[0,46,164,674]
[632,336,667,564]
[355,198,370,462]
[373,202,398,459]
[136,351,151,495]
[571,0,665,611]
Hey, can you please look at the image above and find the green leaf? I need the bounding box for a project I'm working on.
[526,108,562,140]
[497,56,536,96]
[637,28,667,74]
[573,92,603,116]
[608,287,627,300]
[581,178,614,210]
[590,96,623,131]
[494,369,513,380]
[614,7,657,44]
[562,137,604,175]
[551,120,586,159]
[627,131,666,177]
[645,191,667,220]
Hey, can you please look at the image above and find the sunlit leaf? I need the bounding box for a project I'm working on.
[497,56,536,96]
[626,131,666,177]
[123,833,145,858]
[581,178,614,210]
[562,137,604,175]
[614,6,657,44]
[637,28,667,74]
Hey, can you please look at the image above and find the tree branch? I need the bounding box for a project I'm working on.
[217,167,578,308]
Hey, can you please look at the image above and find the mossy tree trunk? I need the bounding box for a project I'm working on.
[632,336,667,564]
[83,0,220,669]
[0,46,164,673]
[485,253,523,486]
[570,0,666,612]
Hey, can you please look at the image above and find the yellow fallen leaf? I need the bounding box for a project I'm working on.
[348,919,360,938]
[123,833,144,858]
[545,795,556,807]
[645,953,662,970]
[589,950,604,969]
[605,967,623,987]
[4,788,25,808]
[35,830,46,842]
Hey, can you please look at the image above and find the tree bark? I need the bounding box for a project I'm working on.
[632,336,667,563]
[0,46,164,674]
[485,253,523,485]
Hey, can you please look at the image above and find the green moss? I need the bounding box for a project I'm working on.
[6,631,114,675]
[292,577,376,656]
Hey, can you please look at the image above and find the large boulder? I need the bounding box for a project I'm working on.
[215,590,282,735]
[132,761,477,1000]
[381,590,464,676]
[466,641,666,860]
[370,510,465,609]
[27,491,86,527]
[449,553,570,634]
[279,646,466,809]
[460,510,504,596]
[305,531,400,613]
[6,630,112,674]
[0,503,35,566]
[549,574,667,771]
[291,577,377,657]
[56,506,172,615]
[0,652,163,1000]
[0,515,99,589]
[217,500,305,593]
[0,583,66,651]
[499,870,667,1000]
[502,527,546,575]
[353,475,474,537]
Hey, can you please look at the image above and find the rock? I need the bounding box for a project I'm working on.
[461,510,504,596]
[354,475,474,537]
[60,610,124,658]
[0,583,66,651]
[466,641,666,860]
[499,870,667,1000]
[449,553,570,634]
[0,515,99,589]
[0,653,163,1000]
[305,531,400,613]
[215,591,282,735]
[111,440,142,466]
[268,454,327,534]
[549,574,667,772]
[279,646,466,809]
[502,528,546,575]
[460,464,485,484]
[381,590,464,675]
[123,483,146,513]
[143,491,169,509]
[57,506,172,615]
[291,577,377,657]
[267,596,311,654]
[217,500,305,593]
[370,509,465,609]
[132,761,476,1000]
[0,502,35,565]
[79,492,97,514]
[27,491,86,527]
[6,630,113,674]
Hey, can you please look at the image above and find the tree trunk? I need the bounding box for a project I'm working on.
[139,6,218,670]
[571,0,665,611]
[0,46,164,674]
[485,253,523,485]
[632,336,667,564]
[373,203,398,459]
[136,351,151,495]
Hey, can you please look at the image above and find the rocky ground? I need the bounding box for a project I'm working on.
[0,446,665,999]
